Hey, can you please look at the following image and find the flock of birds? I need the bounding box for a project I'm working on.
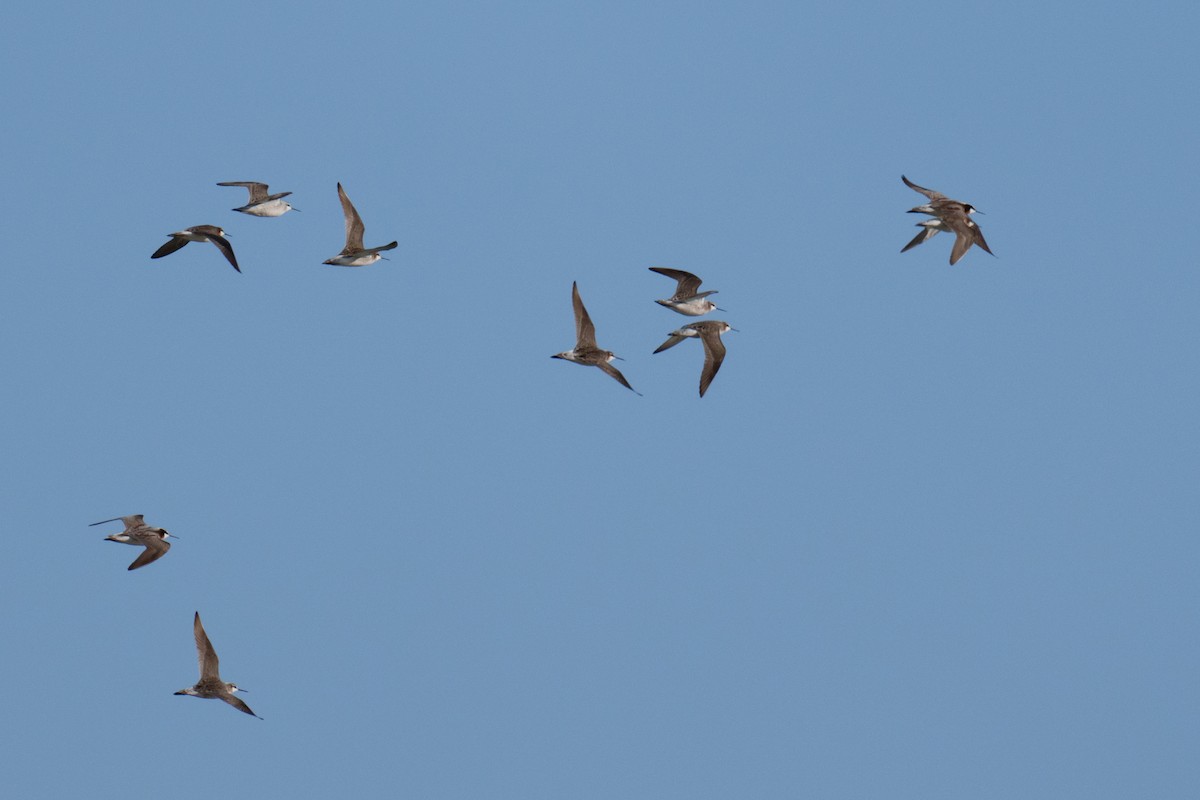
[898,175,993,265]
[126,173,994,719]
[547,174,992,397]
[553,273,737,398]
[92,514,260,718]
[150,180,398,273]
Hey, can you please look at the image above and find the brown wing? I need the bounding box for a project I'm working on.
[597,361,640,395]
[151,237,188,259]
[360,241,399,255]
[942,210,978,265]
[193,612,221,681]
[90,514,143,529]
[649,267,703,298]
[970,223,994,257]
[572,282,597,349]
[901,175,947,201]
[337,183,366,252]
[221,693,261,719]
[900,223,940,253]
[126,535,169,570]
[653,333,687,354]
[217,181,270,202]
[698,328,727,397]
[207,233,241,272]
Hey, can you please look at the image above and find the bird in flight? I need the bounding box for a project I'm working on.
[323,183,397,266]
[217,181,298,217]
[552,282,641,395]
[151,225,240,272]
[91,514,178,571]
[648,267,722,316]
[174,612,262,719]
[653,319,736,397]
[900,175,994,265]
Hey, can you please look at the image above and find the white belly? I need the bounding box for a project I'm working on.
[244,200,291,217]
[326,252,382,267]
[673,299,714,316]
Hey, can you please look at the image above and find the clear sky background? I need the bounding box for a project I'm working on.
[1,1,1197,797]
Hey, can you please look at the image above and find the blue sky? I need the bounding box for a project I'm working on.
[2,1,1198,797]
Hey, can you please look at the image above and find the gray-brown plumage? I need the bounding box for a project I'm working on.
[90,514,177,571]
[151,225,240,272]
[552,282,640,395]
[648,267,721,316]
[900,219,946,253]
[653,320,736,397]
[322,183,397,266]
[174,612,261,719]
[217,181,296,216]
[901,175,994,265]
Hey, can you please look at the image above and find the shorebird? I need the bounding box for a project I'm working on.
[175,612,261,719]
[901,175,994,265]
[552,282,641,395]
[323,183,397,266]
[217,181,297,217]
[648,267,722,316]
[151,225,240,272]
[91,514,178,571]
[653,320,736,397]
